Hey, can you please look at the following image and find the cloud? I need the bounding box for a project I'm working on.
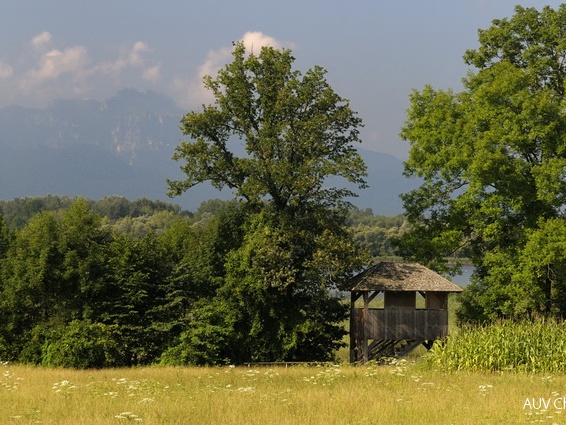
[22,45,89,89]
[182,45,232,107]
[5,35,162,107]
[128,41,151,66]
[0,61,13,79]
[0,30,285,110]
[196,31,281,81]
[197,45,232,83]
[85,41,153,79]
[31,31,52,50]
[172,31,286,108]
[143,64,161,82]
[241,31,281,52]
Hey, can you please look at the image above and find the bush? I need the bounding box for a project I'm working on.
[159,302,236,366]
[40,321,123,369]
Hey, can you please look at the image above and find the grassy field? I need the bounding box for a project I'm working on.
[2,360,565,424]
[3,294,562,424]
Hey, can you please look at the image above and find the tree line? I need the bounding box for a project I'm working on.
[0,196,405,368]
[0,195,407,256]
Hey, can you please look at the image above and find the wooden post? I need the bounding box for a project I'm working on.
[363,292,369,363]
[350,291,357,363]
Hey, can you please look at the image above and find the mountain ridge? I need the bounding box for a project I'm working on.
[0,90,416,215]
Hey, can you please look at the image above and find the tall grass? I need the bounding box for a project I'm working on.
[1,361,563,424]
[5,299,566,423]
[428,319,566,373]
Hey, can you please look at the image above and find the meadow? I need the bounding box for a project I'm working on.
[2,359,565,424]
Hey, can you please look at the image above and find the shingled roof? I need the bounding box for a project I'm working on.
[350,262,463,292]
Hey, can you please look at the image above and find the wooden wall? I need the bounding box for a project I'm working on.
[353,308,448,340]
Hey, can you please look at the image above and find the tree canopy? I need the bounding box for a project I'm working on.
[398,5,566,322]
[168,42,367,210]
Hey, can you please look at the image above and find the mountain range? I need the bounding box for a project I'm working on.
[0,89,417,215]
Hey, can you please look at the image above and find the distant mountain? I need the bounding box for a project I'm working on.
[0,90,417,215]
[353,150,418,216]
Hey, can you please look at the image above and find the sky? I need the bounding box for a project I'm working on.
[1,1,564,159]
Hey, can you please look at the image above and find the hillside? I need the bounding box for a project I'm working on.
[0,90,417,214]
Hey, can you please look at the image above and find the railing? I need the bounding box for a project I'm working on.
[352,308,448,340]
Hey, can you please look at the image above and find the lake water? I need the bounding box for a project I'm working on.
[451,265,474,287]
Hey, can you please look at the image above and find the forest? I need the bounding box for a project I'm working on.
[0,195,406,368]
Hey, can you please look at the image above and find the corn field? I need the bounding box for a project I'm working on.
[427,319,566,373]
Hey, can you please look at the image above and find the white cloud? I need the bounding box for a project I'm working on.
[143,64,161,82]
[128,41,151,66]
[0,61,13,79]
[170,77,193,109]
[1,30,286,110]
[185,45,232,106]
[197,45,232,82]
[11,36,161,106]
[84,41,154,79]
[31,31,52,50]
[173,31,286,108]
[22,45,89,89]
[196,32,281,83]
[241,31,281,52]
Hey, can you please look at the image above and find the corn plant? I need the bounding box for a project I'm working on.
[427,319,566,373]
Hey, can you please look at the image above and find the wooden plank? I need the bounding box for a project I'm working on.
[368,339,396,359]
[384,292,416,308]
[359,308,448,340]
[351,307,449,362]
[349,292,357,363]
[362,307,368,363]
[355,309,364,363]
[367,290,381,304]
[426,292,448,309]
[395,340,423,358]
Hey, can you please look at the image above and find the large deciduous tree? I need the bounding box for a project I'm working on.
[398,5,566,322]
[168,42,366,209]
[167,42,367,363]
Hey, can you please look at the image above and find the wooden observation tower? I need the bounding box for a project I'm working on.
[349,262,463,363]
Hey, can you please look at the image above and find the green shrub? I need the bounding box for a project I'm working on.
[40,321,123,369]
